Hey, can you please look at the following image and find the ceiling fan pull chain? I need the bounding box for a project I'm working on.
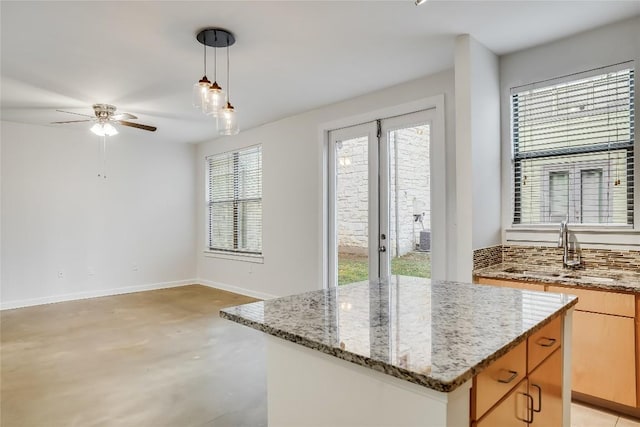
[102,136,107,180]
[97,135,107,180]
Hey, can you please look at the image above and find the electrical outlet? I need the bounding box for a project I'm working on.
[132,264,139,272]
[57,271,64,279]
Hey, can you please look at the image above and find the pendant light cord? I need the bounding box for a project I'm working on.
[203,37,207,76]
[226,41,230,103]
[214,32,217,82]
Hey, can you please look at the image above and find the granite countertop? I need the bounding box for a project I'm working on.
[220,276,577,393]
[474,263,640,294]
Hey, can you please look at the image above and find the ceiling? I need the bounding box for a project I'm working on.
[1,1,639,144]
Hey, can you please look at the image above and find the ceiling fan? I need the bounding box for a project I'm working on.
[51,104,157,136]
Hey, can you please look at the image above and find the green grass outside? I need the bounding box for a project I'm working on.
[338,251,431,286]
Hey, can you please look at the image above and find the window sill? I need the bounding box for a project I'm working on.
[504,226,639,249]
[203,250,264,264]
[507,225,636,233]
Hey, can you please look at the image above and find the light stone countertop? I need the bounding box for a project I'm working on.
[474,263,640,294]
[220,276,577,393]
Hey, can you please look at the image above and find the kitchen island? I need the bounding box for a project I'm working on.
[221,276,577,427]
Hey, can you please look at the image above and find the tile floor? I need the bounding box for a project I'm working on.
[572,402,640,427]
[1,285,639,427]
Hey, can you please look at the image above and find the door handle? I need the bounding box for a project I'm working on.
[531,384,542,413]
[516,392,535,424]
[378,246,386,253]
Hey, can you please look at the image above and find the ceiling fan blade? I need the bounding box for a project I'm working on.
[112,113,137,120]
[55,109,94,118]
[51,120,93,124]
[118,121,157,132]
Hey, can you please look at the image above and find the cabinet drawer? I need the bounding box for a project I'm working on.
[528,316,561,374]
[477,277,546,292]
[474,340,527,420]
[547,285,634,317]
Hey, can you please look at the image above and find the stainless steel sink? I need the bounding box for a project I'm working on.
[562,274,616,283]
[501,267,619,283]
[503,267,561,278]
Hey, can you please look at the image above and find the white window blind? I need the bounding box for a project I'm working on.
[207,145,262,254]
[512,64,634,226]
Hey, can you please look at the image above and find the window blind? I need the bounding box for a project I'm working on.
[207,145,262,254]
[512,64,634,225]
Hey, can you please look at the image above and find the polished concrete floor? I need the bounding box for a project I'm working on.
[2,285,639,427]
[1,285,266,427]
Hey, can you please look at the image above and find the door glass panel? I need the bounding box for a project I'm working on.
[336,136,369,285]
[388,124,431,280]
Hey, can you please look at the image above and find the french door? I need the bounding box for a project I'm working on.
[328,110,433,286]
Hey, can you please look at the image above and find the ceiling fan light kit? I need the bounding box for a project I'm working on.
[194,27,239,136]
[91,122,118,136]
[51,103,157,134]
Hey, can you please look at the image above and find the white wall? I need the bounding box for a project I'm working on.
[197,70,456,299]
[454,35,502,281]
[500,16,640,249]
[1,121,197,309]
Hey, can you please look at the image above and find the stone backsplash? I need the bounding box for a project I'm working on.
[473,244,640,273]
[502,245,640,273]
[473,245,503,270]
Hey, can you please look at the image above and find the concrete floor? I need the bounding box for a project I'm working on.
[3,284,638,427]
[1,285,267,427]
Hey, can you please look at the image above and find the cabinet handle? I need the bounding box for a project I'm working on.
[536,337,556,348]
[516,392,535,424]
[497,369,518,384]
[531,383,542,413]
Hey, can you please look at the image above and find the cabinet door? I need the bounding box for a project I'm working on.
[476,379,529,427]
[529,349,562,427]
[573,310,636,407]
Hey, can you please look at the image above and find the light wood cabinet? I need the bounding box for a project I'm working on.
[472,317,565,427]
[476,379,529,427]
[474,341,527,419]
[572,310,636,407]
[528,316,561,374]
[476,275,639,410]
[547,285,634,317]
[529,349,563,426]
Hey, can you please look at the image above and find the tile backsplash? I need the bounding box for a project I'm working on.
[473,244,640,273]
[473,245,503,270]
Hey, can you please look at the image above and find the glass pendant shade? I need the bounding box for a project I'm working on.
[205,82,226,117]
[91,122,118,136]
[218,103,239,135]
[192,76,211,109]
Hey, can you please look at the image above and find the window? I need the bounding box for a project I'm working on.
[512,64,635,225]
[206,145,262,254]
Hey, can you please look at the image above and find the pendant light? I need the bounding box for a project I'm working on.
[219,41,239,136]
[192,39,211,110]
[194,28,238,135]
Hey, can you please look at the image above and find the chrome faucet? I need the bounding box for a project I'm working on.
[558,217,580,269]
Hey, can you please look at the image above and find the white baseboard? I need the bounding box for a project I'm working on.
[0,279,197,311]
[198,279,277,301]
